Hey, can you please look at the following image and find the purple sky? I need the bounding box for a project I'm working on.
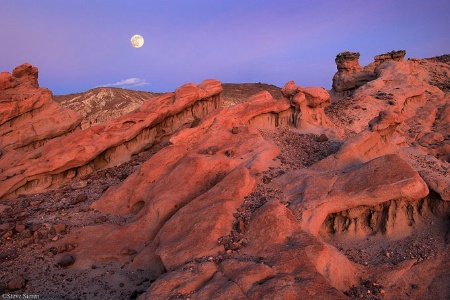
[1,0,449,95]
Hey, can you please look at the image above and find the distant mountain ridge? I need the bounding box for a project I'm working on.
[53,87,162,128]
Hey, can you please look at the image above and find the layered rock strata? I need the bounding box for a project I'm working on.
[0,78,222,199]
[1,54,449,299]
[331,51,377,100]
[331,50,407,102]
[0,63,82,152]
[281,80,332,131]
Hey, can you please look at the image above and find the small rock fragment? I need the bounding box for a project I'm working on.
[15,224,26,233]
[0,249,18,262]
[95,216,108,224]
[57,245,67,253]
[7,275,26,291]
[225,149,235,157]
[0,223,11,231]
[20,229,32,239]
[206,146,219,155]
[66,170,76,179]
[71,180,88,190]
[231,127,239,134]
[317,134,329,142]
[57,255,75,267]
[66,244,76,252]
[3,231,13,239]
[53,223,66,234]
[72,193,88,204]
[121,248,138,255]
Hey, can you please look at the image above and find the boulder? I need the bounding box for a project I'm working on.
[301,86,331,108]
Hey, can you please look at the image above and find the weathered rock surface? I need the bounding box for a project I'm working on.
[374,50,406,65]
[6,275,26,291]
[326,52,450,203]
[281,80,334,134]
[63,91,289,271]
[1,53,450,299]
[331,50,407,102]
[331,51,377,100]
[0,63,82,152]
[274,154,429,235]
[0,78,222,199]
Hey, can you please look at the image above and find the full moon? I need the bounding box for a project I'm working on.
[130,34,144,48]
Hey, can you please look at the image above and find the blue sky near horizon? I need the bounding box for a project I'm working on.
[1,0,449,95]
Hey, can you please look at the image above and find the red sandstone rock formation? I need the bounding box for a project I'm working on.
[330,51,377,100]
[374,49,406,65]
[0,54,449,299]
[331,50,407,102]
[0,63,81,153]
[281,80,334,133]
[0,78,222,199]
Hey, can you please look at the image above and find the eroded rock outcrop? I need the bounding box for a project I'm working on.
[326,52,450,201]
[39,89,363,299]
[331,50,407,102]
[331,51,377,101]
[374,50,406,66]
[1,53,449,299]
[0,78,222,199]
[66,91,294,270]
[274,154,429,235]
[0,63,82,152]
[281,80,334,134]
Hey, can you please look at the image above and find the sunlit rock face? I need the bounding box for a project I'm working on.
[0,63,82,153]
[0,75,223,199]
[331,51,377,101]
[330,50,407,102]
[1,53,450,299]
[374,49,406,65]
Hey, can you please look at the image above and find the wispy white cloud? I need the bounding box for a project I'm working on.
[99,78,150,88]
